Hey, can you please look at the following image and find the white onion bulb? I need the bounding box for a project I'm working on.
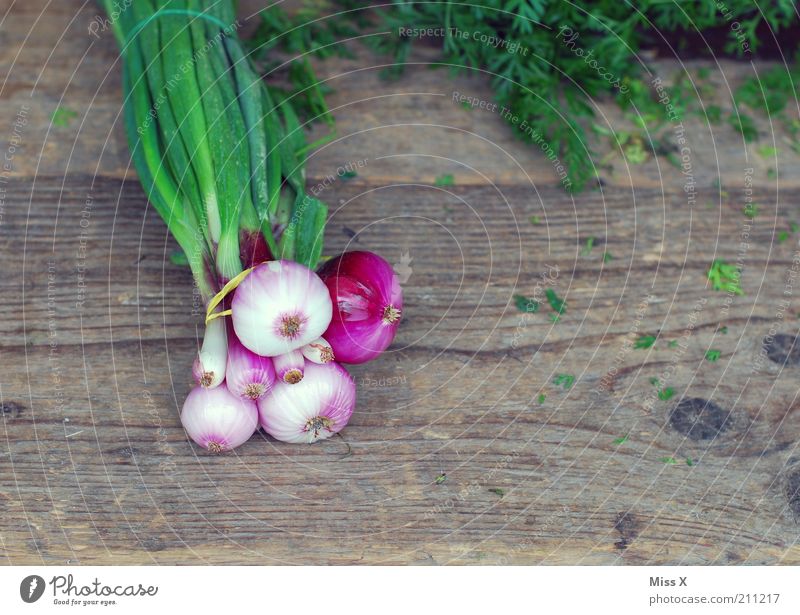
[301,337,335,364]
[181,385,258,453]
[231,260,332,357]
[273,349,305,384]
[258,362,356,443]
[192,317,227,388]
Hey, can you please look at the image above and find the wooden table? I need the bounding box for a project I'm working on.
[1,1,799,564]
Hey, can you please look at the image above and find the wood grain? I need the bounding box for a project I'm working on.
[1,0,800,565]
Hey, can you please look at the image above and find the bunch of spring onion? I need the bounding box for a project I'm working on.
[102,0,403,450]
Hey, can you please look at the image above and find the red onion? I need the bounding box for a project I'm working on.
[273,350,305,384]
[231,260,332,357]
[225,332,276,400]
[181,385,258,453]
[258,362,356,443]
[317,251,403,364]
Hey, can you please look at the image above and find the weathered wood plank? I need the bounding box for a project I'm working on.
[2,0,800,565]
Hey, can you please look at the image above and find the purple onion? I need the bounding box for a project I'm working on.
[317,251,403,364]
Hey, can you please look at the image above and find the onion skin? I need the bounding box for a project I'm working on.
[258,362,356,443]
[193,317,227,388]
[317,251,403,364]
[181,385,259,453]
[273,350,305,384]
[231,260,332,357]
[226,333,276,400]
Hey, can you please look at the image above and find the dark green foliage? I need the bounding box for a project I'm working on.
[247,1,799,192]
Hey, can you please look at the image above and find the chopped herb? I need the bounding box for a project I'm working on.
[718,325,728,334]
[488,488,506,497]
[743,203,759,219]
[545,288,567,314]
[513,294,539,313]
[537,393,547,404]
[434,174,454,187]
[635,334,657,349]
[685,458,694,466]
[668,340,679,348]
[613,435,629,446]
[778,230,790,243]
[169,250,189,266]
[603,251,613,263]
[52,106,78,127]
[553,374,575,390]
[707,260,743,295]
[340,170,358,180]
[549,313,561,323]
[791,222,800,233]
[767,168,777,180]
[530,215,541,225]
[697,67,711,80]
[435,473,447,484]
[581,236,596,256]
[649,377,660,386]
[757,145,778,158]
[705,349,722,362]
[660,456,678,464]
[658,387,675,401]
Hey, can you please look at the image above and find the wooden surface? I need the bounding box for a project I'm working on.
[2,0,800,565]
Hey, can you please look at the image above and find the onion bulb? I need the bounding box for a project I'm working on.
[258,362,356,443]
[301,337,335,364]
[231,260,332,357]
[225,332,276,400]
[317,251,403,364]
[192,317,227,388]
[181,385,258,453]
[273,349,305,384]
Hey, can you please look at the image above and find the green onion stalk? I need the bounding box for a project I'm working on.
[100,0,329,295]
[100,0,330,385]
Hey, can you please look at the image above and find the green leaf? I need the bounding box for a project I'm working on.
[545,288,567,314]
[435,473,447,485]
[635,335,657,349]
[169,250,190,266]
[434,174,454,186]
[658,387,675,401]
[553,374,575,390]
[488,488,506,497]
[705,349,721,362]
[743,203,759,219]
[284,194,328,269]
[613,435,629,446]
[708,260,743,295]
[603,251,613,263]
[513,294,539,313]
[537,393,547,404]
[581,236,596,256]
[660,457,678,465]
[51,106,77,127]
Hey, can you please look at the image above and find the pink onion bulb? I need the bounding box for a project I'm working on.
[226,332,276,400]
[192,317,227,388]
[317,251,403,364]
[301,337,335,364]
[231,260,332,357]
[258,362,356,443]
[273,349,305,384]
[181,385,259,453]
